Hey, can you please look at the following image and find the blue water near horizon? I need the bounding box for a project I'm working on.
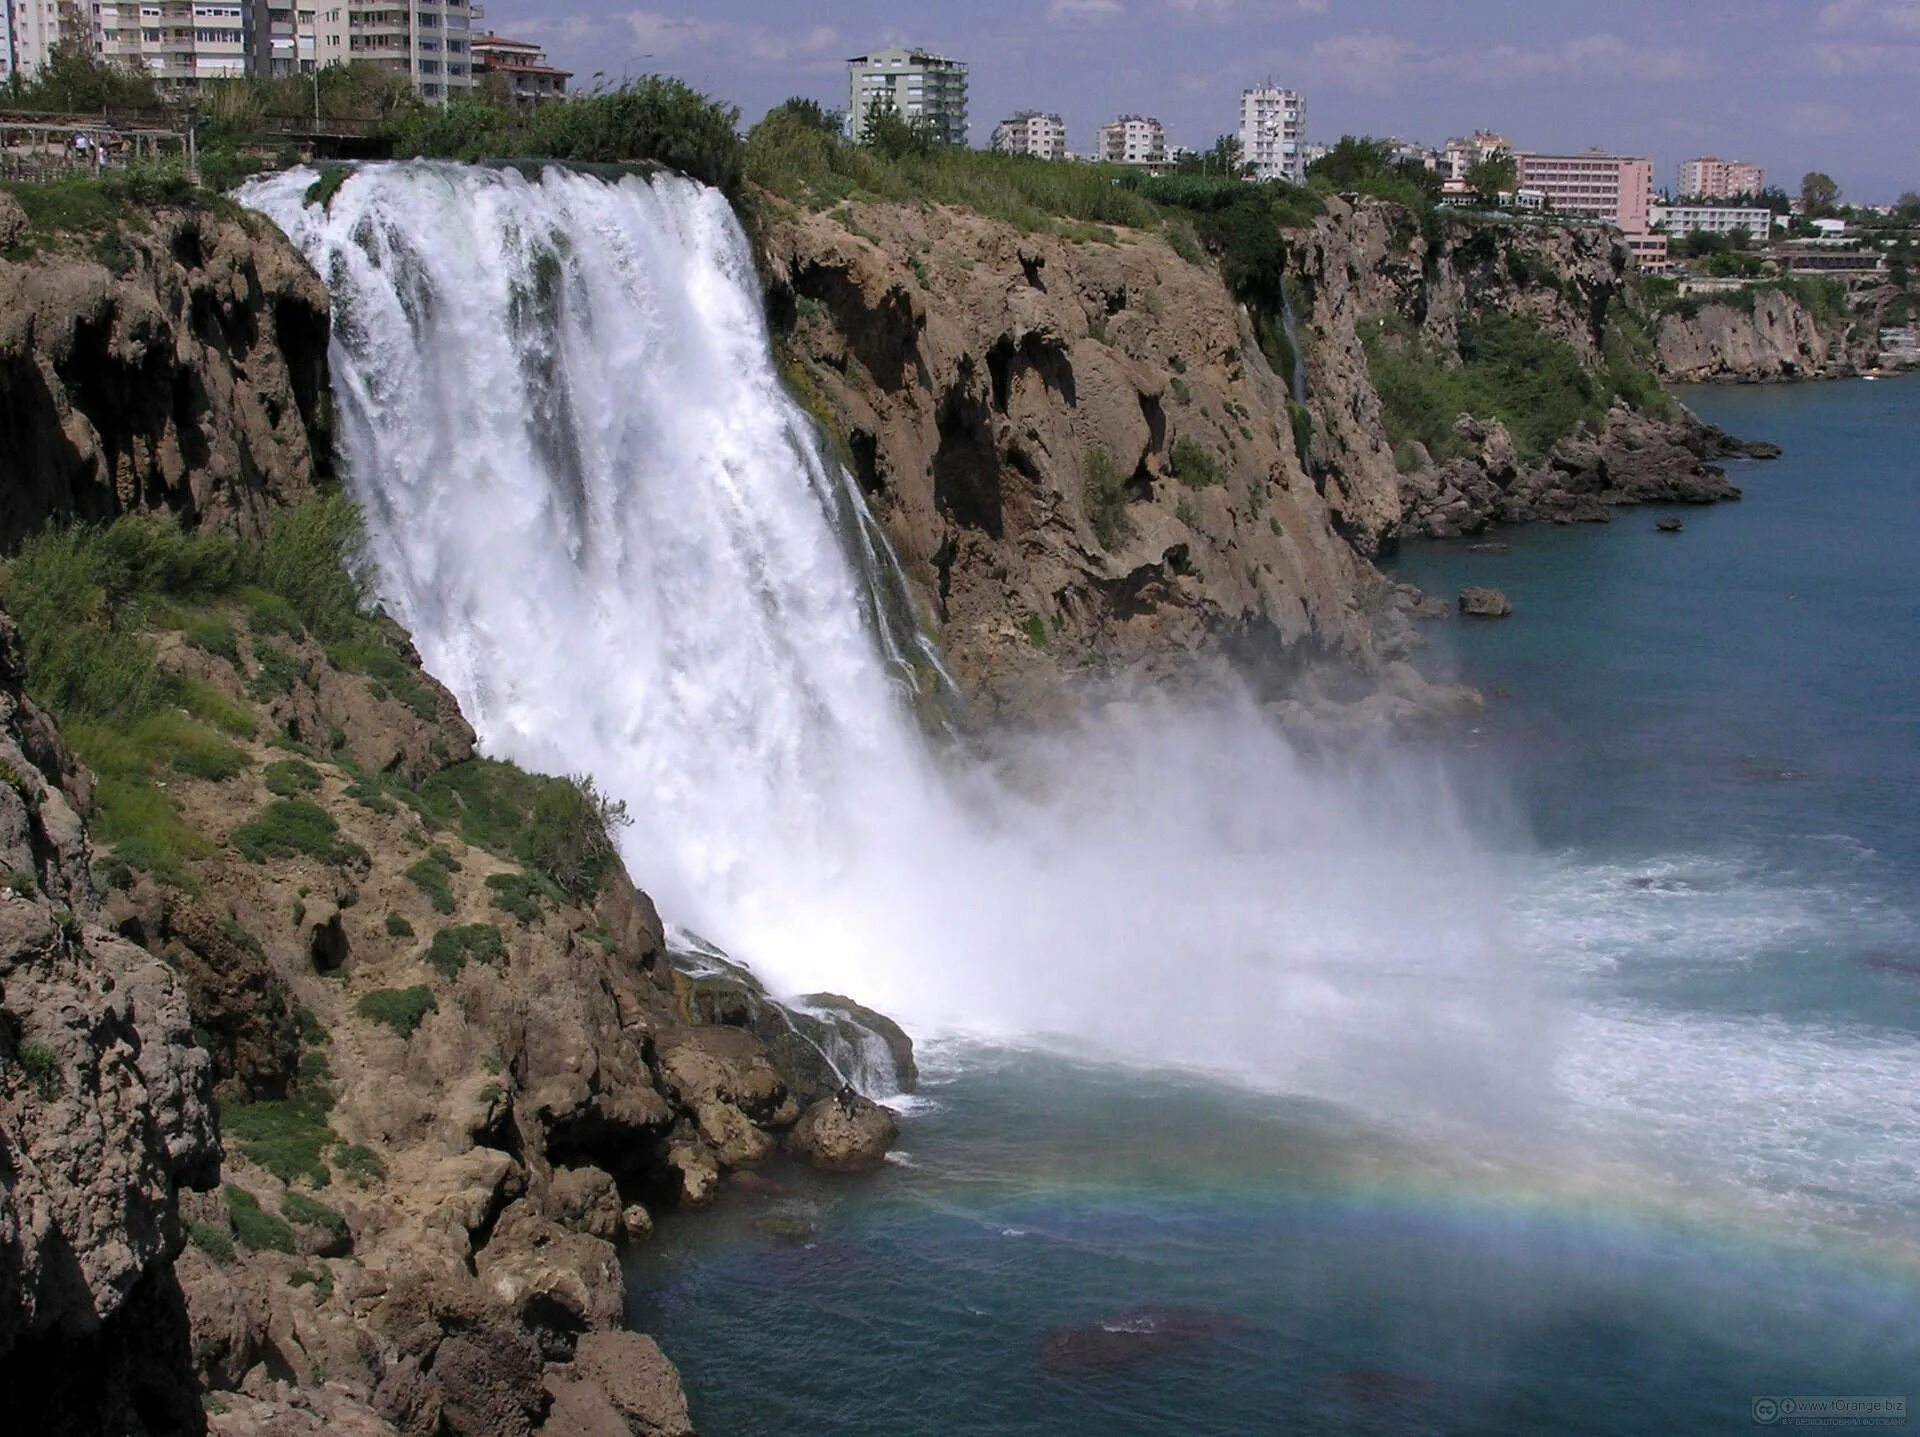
[628,375,1920,1435]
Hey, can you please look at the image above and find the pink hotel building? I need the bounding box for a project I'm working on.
[1515,150,1666,269]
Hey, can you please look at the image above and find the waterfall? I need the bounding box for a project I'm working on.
[1278,281,1309,405]
[242,163,1545,1136]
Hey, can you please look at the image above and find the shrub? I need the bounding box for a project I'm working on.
[265,759,323,796]
[258,496,367,643]
[405,856,456,914]
[186,1219,236,1265]
[1082,448,1134,551]
[485,872,549,925]
[333,1143,383,1187]
[1170,437,1225,488]
[280,1191,347,1239]
[385,912,415,939]
[232,800,366,867]
[416,762,626,900]
[425,922,504,978]
[525,777,628,901]
[356,986,436,1037]
[1024,615,1048,649]
[226,1185,296,1254]
[7,870,35,898]
[219,916,265,959]
[248,645,306,701]
[180,615,240,664]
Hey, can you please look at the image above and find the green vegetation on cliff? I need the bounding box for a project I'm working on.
[1365,312,1666,465]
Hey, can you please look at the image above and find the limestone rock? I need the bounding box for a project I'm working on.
[1458,586,1513,618]
[474,1201,623,1341]
[787,1095,899,1173]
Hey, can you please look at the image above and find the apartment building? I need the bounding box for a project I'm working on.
[6,0,77,78]
[1676,156,1765,200]
[1651,203,1774,241]
[1515,149,1655,230]
[990,110,1066,161]
[1239,84,1305,183]
[314,0,477,102]
[252,0,318,77]
[1097,114,1167,168]
[93,0,249,86]
[846,47,968,147]
[1442,130,1512,192]
[471,31,567,103]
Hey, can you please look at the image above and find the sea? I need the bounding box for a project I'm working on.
[626,374,1920,1436]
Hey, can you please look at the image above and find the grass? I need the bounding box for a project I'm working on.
[355,986,436,1038]
[425,922,505,978]
[226,1185,296,1254]
[1170,437,1225,489]
[231,800,368,868]
[280,1191,347,1240]
[1082,448,1134,552]
[405,854,456,915]
[15,1043,61,1099]
[413,763,628,902]
[186,1219,235,1265]
[265,758,323,796]
[219,916,265,959]
[222,1061,338,1187]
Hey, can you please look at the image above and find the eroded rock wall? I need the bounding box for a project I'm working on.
[0,193,331,549]
[1654,287,1878,382]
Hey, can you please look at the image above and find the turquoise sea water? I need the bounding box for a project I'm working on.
[629,375,1920,1435]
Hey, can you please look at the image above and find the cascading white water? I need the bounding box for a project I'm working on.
[243,161,1545,1137]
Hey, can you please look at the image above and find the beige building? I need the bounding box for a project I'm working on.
[6,0,80,79]
[1239,85,1305,183]
[471,32,567,103]
[93,0,248,86]
[253,0,319,78]
[314,0,478,102]
[991,110,1066,161]
[1098,114,1167,168]
[1677,156,1765,200]
[846,47,969,147]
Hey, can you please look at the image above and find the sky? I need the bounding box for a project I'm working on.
[483,0,1920,203]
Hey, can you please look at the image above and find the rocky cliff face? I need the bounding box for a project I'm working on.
[764,200,1400,720]
[1653,287,1878,382]
[0,191,330,549]
[1277,201,1764,549]
[1,611,221,1436]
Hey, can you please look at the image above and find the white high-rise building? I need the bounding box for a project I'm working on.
[991,110,1066,161]
[93,0,249,86]
[1240,84,1305,183]
[6,0,80,79]
[314,0,478,102]
[846,47,969,147]
[254,0,320,77]
[1097,114,1166,168]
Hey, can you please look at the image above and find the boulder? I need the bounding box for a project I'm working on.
[473,1201,623,1345]
[787,1095,898,1173]
[1458,586,1512,618]
[1657,517,1684,532]
[564,1330,694,1437]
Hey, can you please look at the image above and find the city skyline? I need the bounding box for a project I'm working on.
[478,0,1920,202]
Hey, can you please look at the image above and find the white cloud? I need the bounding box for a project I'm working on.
[1818,0,1920,33]
[1049,0,1125,22]
[622,11,840,65]
[1305,29,1705,94]
[1786,100,1855,135]
[1164,0,1328,16]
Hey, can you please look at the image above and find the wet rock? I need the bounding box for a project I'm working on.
[1038,1305,1246,1376]
[787,1095,898,1172]
[1468,541,1510,554]
[1657,517,1684,532]
[1458,586,1512,618]
[565,1330,694,1437]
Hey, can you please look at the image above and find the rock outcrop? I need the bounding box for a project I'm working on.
[0,199,330,548]
[0,612,221,1436]
[765,199,1390,720]
[1655,287,1878,382]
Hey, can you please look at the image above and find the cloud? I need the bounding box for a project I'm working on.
[1049,0,1125,21]
[1164,0,1328,16]
[622,11,840,66]
[1811,39,1920,70]
[1304,29,1705,94]
[1817,0,1920,32]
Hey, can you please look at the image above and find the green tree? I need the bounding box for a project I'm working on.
[1896,191,1920,224]
[857,98,935,158]
[1307,135,1398,189]
[766,96,844,136]
[1800,171,1841,217]
[1727,224,1753,251]
[1464,150,1518,203]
